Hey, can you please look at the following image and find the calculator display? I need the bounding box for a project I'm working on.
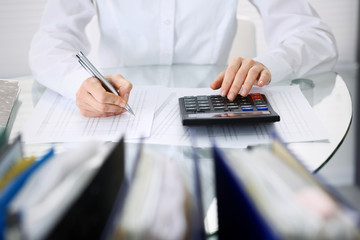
[179,93,280,125]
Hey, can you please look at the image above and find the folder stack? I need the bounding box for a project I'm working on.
[0,136,54,240]
[0,80,20,153]
[2,131,359,239]
[0,128,6,155]
[103,145,204,240]
[0,136,205,240]
[5,138,125,240]
[213,139,360,239]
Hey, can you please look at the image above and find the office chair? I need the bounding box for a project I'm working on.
[227,16,257,63]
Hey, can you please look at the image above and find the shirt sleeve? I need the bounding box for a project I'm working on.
[250,0,338,83]
[29,0,96,100]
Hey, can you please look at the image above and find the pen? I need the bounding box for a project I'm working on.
[76,51,135,116]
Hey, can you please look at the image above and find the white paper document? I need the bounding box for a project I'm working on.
[143,86,328,148]
[23,85,328,147]
[23,86,159,143]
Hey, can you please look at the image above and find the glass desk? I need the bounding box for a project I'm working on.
[7,64,353,236]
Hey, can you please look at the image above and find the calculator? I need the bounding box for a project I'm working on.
[179,93,280,125]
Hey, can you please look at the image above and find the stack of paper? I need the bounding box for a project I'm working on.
[0,80,19,129]
[0,80,20,152]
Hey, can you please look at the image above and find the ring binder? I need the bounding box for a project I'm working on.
[213,140,360,240]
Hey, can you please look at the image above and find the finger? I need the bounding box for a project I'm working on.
[79,109,120,118]
[77,90,124,115]
[89,85,127,108]
[78,81,124,112]
[107,74,133,100]
[220,57,242,97]
[82,76,128,107]
[81,101,125,117]
[240,65,262,97]
[210,71,225,90]
[257,69,271,87]
[227,59,255,100]
[90,93,125,113]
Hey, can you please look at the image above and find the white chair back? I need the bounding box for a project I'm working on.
[228,16,257,63]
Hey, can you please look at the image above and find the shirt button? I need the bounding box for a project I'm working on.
[164,19,171,25]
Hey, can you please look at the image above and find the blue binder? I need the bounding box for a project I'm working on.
[0,146,54,240]
[213,145,281,240]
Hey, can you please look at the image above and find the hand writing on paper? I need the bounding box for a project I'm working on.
[210,57,271,101]
[76,74,133,117]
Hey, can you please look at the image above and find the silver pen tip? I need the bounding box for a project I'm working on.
[127,107,135,116]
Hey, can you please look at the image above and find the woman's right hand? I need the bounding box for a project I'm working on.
[76,74,133,117]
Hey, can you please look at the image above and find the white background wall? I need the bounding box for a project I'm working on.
[237,0,359,66]
[1,0,358,76]
[0,0,47,77]
[1,0,359,185]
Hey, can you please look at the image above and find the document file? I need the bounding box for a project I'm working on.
[9,139,125,240]
[0,80,20,152]
[0,80,19,129]
[214,140,360,239]
[22,86,159,143]
[144,86,328,148]
[106,148,190,240]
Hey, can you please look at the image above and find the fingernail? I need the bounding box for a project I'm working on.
[258,80,264,86]
[120,101,126,108]
[221,90,227,97]
[228,92,235,101]
[241,88,247,96]
[123,93,129,101]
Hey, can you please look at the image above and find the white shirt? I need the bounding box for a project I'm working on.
[29,0,338,100]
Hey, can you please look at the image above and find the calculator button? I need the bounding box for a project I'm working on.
[242,107,254,111]
[227,105,239,110]
[199,107,211,111]
[240,99,251,103]
[198,103,210,107]
[250,93,263,99]
[256,106,269,110]
[240,104,252,108]
[197,96,208,100]
[253,99,265,104]
[198,101,209,105]
[227,102,237,105]
[213,103,224,107]
[212,101,224,105]
[185,107,197,112]
[185,104,197,108]
[214,106,225,110]
[184,101,196,105]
